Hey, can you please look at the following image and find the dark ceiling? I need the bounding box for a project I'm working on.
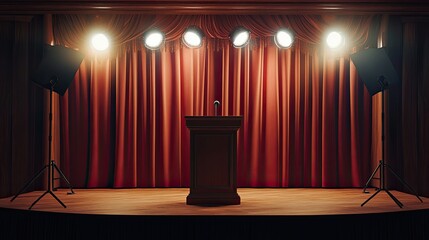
[1,1,429,15]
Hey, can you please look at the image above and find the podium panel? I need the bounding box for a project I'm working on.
[185,116,242,205]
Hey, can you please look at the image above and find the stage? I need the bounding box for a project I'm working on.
[1,188,428,239]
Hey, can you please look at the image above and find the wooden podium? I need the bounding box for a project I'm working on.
[185,116,242,205]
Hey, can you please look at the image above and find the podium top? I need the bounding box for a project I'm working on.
[185,116,242,128]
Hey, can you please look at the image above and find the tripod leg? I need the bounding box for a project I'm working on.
[48,191,67,208]
[52,162,75,194]
[385,164,423,203]
[52,161,56,191]
[363,162,381,193]
[385,189,403,208]
[361,189,381,207]
[10,165,49,202]
[29,191,49,210]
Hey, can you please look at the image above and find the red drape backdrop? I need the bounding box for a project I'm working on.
[396,19,429,196]
[0,16,44,198]
[53,15,379,188]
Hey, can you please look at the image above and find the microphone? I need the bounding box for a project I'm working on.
[214,100,220,116]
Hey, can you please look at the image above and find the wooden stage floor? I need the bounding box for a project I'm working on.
[1,188,427,215]
[1,188,429,240]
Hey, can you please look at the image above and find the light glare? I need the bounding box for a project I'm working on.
[327,31,343,49]
[232,30,250,48]
[145,31,164,49]
[183,30,202,48]
[275,30,294,48]
[91,33,109,51]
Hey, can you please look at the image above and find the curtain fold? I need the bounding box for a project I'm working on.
[400,21,429,196]
[0,16,44,198]
[55,14,379,188]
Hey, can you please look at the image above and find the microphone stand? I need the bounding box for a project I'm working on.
[214,100,220,116]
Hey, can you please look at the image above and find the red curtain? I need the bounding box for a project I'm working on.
[0,16,45,198]
[54,15,379,188]
[396,20,429,196]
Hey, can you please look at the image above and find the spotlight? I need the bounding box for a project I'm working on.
[326,31,344,49]
[274,29,294,49]
[182,26,203,48]
[91,33,109,51]
[230,27,250,48]
[144,29,165,50]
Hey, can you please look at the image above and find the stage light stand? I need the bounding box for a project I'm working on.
[361,77,423,208]
[11,79,74,210]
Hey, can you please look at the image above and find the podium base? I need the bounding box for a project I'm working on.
[186,193,240,205]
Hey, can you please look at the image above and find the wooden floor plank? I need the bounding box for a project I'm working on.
[1,188,428,215]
